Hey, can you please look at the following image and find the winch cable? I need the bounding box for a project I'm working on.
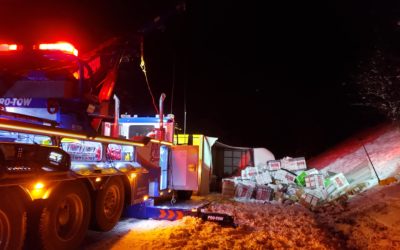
[140,36,159,114]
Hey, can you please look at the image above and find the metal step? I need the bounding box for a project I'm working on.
[124,196,236,227]
[124,196,209,220]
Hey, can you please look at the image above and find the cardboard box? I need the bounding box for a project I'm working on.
[222,178,235,197]
[282,157,307,171]
[255,163,268,174]
[255,171,273,185]
[241,169,247,178]
[324,182,337,196]
[267,160,281,171]
[330,173,349,190]
[255,185,274,201]
[274,169,296,184]
[234,183,255,199]
[305,174,324,189]
[295,168,319,186]
[245,167,257,181]
[304,188,328,200]
[300,193,319,207]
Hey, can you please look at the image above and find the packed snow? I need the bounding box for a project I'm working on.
[81,123,400,249]
[81,181,400,250]
[309,123,400,182]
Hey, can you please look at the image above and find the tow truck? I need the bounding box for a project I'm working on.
[0,30,203,250]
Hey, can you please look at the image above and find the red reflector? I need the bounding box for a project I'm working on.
[0,44,19,51]
[38,42,78,56]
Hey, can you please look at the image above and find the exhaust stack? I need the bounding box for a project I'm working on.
[158,93,166,140]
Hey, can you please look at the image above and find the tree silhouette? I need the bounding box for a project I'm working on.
[353,49,400,121]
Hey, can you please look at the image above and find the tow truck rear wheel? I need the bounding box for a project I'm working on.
[0,188,26,250]
[38,181,91,250]
[91,177,125,231]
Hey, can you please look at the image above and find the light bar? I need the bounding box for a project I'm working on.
[0,44,19,51]
[95,136,145,147]
[150,139,174,146]
[0,118,145,147]
[38,42,78,56]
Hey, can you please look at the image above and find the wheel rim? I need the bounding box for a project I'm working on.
[55,194,83,241]
[0,210,11,250]
[103,185,121,219]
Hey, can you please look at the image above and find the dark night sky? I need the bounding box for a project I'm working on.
[1,0,400,158]
[158,0,395,158]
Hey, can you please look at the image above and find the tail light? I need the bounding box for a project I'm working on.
[0,44,20,51]
[37,42,78,56]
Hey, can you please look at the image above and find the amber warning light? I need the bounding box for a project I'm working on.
[38,42,78,56]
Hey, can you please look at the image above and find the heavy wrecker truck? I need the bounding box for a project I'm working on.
[0,31,200,249]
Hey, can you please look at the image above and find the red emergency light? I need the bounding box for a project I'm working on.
[37,42,78,56]
[0,44,19,51]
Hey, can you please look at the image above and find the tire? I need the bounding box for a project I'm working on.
[38,181,91,250]
[0,188,26,250]
[176,190,193,200]
[91,177,125,232]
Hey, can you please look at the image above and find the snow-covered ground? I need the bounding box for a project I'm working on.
[81,123,400,249]
[309,123,400,182]
[315,182,400,249]
[81,181,400,250]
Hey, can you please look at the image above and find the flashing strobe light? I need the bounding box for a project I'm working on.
[0,44,19,51]
[95,177,102,182]
[38,42,78,56]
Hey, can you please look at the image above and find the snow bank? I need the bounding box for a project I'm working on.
[309,123,400,181]
[315,182,400,249]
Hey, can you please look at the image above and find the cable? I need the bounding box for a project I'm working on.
[170,53,175,114]
[362,143,381,182]
[140,36,159,114]
[183,77,187,135]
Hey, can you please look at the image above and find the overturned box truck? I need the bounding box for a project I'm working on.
[0,36,199,250]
